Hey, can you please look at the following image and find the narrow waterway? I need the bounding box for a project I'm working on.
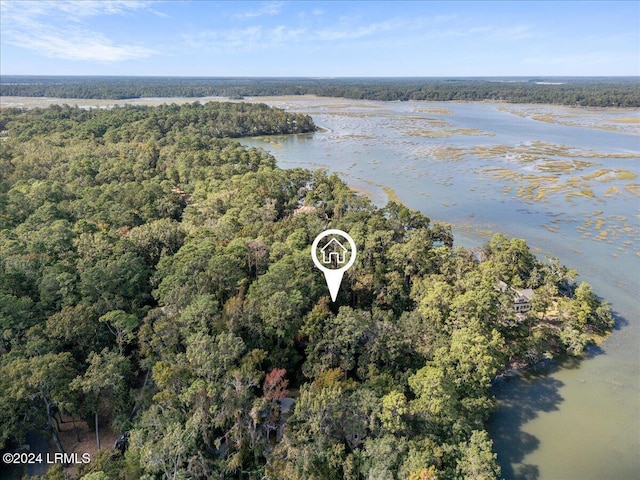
[240,97,640,480]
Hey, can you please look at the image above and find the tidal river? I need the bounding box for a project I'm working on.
[240,96,640,480]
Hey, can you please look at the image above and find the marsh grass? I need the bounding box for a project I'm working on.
[411,106,454,115]
[611,117,640,124]
[496,104,640,135]
[407,128,494,138]
[382,186,403,204]
[582,169,638,181]
[624,184,640,198]
[470,141,637,161]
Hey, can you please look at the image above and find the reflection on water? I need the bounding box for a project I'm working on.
[240,97,640,480]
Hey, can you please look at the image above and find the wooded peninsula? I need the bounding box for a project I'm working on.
[0,102,613,480]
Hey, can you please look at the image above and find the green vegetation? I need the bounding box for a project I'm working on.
[0,103,612,479]
[2,76,639,107]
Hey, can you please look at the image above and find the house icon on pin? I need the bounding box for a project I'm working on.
[321,238,348,265]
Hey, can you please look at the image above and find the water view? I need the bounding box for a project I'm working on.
[2,1,638,479]
[240,96,640,480]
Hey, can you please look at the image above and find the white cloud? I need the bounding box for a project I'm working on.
[235,1,284,19]
[422,22,534,41]
[494,25,535,41]
[0,0,159,62]
[315,19,406,41]
[7,24,157,62]
[183,24,306,51]
[1,0,155,21]
[185,15,413,52]
[179,11,535,57]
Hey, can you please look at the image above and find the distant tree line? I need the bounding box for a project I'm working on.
[0,102,612,480]
[1,76,638,107]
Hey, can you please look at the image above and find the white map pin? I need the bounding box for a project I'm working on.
[311,229,357,302]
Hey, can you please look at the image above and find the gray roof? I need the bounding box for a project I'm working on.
[278,397,295,414]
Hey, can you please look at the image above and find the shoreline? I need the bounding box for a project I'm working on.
[493,330,610,384]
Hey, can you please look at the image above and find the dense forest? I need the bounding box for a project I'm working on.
[0,102,613,480]
[2,76,639,107]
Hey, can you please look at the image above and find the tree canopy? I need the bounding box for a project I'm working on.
[0,101,612,479]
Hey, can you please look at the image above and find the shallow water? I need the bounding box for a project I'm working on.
[240,97,640,480]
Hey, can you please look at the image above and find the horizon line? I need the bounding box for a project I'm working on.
[2,74,639,79]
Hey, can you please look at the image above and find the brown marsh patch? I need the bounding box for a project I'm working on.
[582,169,638,182]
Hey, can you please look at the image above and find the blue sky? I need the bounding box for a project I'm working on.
[1,1,638,76]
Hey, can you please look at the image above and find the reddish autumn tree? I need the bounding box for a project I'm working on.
[263,368,289,400]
